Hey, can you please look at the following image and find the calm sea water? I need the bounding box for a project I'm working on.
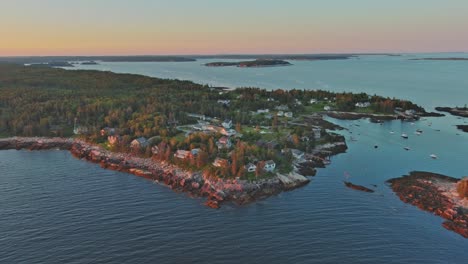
[1,55,468,263]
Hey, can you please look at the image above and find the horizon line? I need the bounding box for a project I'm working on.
[1,51,468,58]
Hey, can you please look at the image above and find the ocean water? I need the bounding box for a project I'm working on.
[71,53,468,109]
[1,54,468,263]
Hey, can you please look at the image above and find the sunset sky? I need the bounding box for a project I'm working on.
[1,0,468,56]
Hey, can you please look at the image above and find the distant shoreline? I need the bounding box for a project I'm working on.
[410,58,468,61]
[205,59,292,68]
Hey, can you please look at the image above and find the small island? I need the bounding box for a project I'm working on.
[456,125,468,133]
[0,56,196,65]
[205,59,292,68]
[387,171,468,238]
[0,63,436,208]
[80,61,99,65]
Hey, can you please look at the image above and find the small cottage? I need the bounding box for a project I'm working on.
[264,160,276,172]
[130,137,149,149]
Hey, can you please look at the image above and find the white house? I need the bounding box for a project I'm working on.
[222,119,232,129]
[284,112,293,118]
[217,99,231,105]
[277,111,284,116]
[245,163,257,173]
[355,102,371,108]
[310,99,317,104]
[264,160,276,172]
[324,106,332,111]
[257,109,270,114]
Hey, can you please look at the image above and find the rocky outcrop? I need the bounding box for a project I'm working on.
[277,172,310,190]
[344,181,375,193]
[456,125,468,133]
[435,107,468,118]
[0,137,316,209]
[387,171,468,238]
[0,137,73,150]
[325,111,396,122]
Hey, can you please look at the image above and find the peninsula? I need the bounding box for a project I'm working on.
[435,106,468,118]
[0,64,434,207]
[435,106,468,133]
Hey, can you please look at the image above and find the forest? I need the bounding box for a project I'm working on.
[0,63,425,178]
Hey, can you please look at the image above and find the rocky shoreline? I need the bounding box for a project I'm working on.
[324,111,444,123]
[387,171,468,238]
[0,137,326,209]
[344,181,375,193]
[435,107,468,118]
[456,125,468,133]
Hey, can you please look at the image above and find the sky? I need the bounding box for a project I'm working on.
[1,0,468,56]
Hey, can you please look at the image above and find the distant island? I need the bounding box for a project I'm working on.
[0,56,196,65]
[198,54,355,61]
[457,125,468,133]
[0,63,438,208]
[205,59,292,68]
[410,58,468,61]
[80,61,99,65]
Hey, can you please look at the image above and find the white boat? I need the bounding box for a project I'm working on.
[415,131,422,135]
[430,154,438,159]
[390,131,395,134]
[401,133,408,139]
[404,147,411,151]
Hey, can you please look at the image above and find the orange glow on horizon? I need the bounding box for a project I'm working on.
[1,0,468,56]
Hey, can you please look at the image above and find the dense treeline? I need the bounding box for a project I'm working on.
[0,64,221,137]
[0,63,424,138]
[0,64,426,178]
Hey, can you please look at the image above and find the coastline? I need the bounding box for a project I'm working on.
[387,171,468,238]
[323,110,444,123]
[0,137,346,208]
